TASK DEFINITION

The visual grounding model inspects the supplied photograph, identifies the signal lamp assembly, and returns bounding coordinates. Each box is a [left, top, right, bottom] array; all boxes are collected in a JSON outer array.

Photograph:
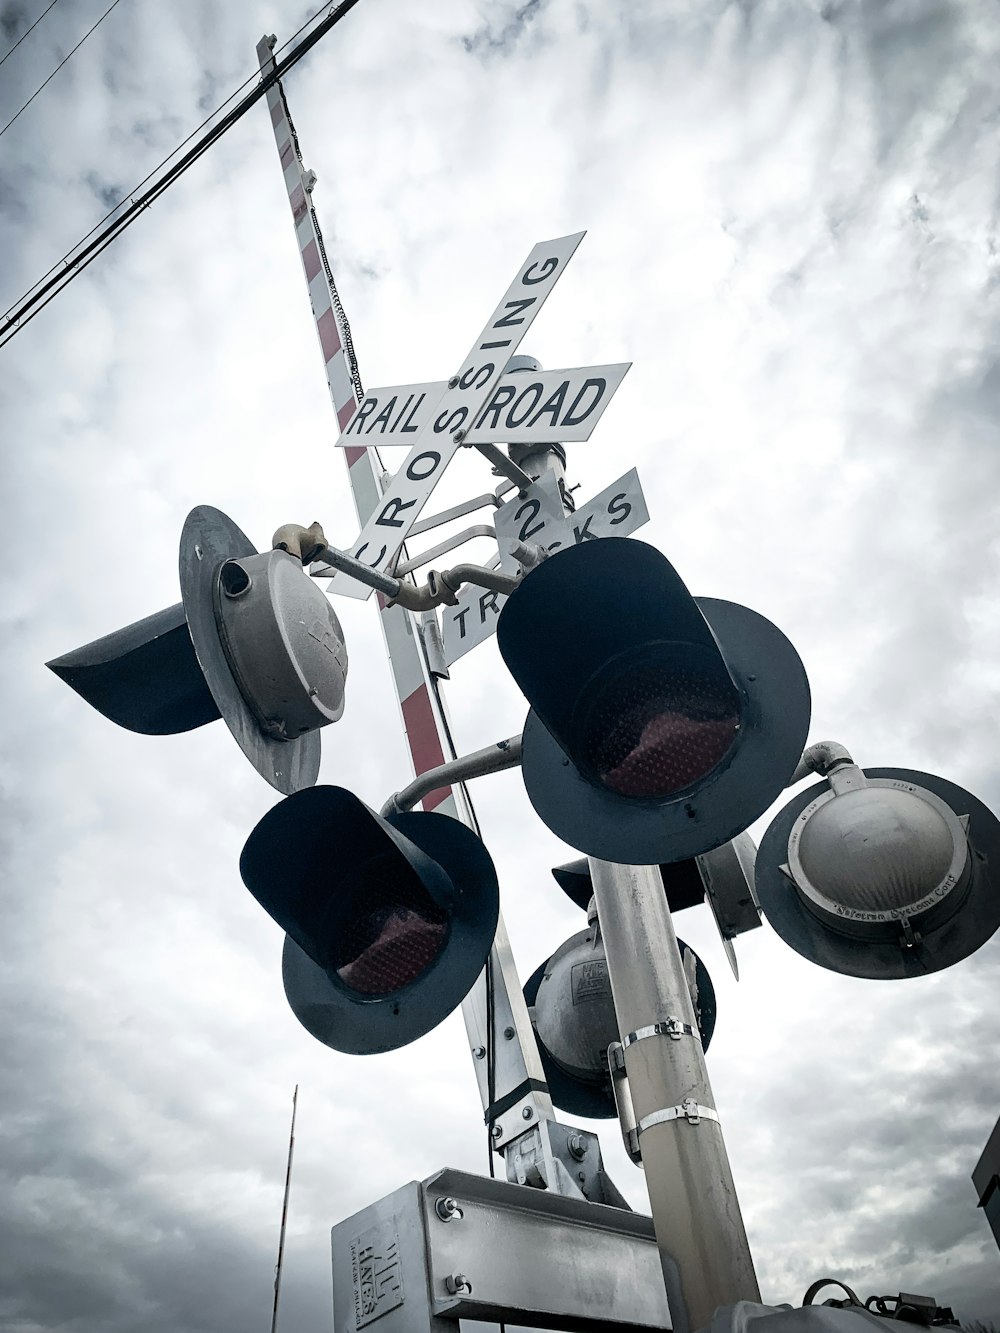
[[240, 785, 500, 1054], [553, 833, 761, 977], [47, 505, 347, 793], [524, 919, 715, 1119], [497, 538, 811, 864], [756, 757, 1000, 979]]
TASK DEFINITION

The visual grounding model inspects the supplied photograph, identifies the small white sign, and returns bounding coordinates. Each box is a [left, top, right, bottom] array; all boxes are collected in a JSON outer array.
[[337, 363, 631, 449], [540, 466, 649, 556], [441, 468, 649, 666], [333, 232, 585, 600], [493, 472, 566, 570]]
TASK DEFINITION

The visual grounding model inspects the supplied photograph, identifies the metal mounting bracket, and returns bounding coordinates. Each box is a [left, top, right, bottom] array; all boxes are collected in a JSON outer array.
[[609, 1040, 720, 1164], [393, 524, 497, 577], [504, 1118, 631, 1210], [469, 441, 534, 490], [408, 492, 505, 539], [380, 735, 522, 817], [638, 1100, 721, 1135], [608, 1041, 642, 1166]]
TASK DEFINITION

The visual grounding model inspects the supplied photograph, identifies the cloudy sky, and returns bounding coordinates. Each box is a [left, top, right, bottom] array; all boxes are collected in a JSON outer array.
[[2, 0, 1000, 1328]]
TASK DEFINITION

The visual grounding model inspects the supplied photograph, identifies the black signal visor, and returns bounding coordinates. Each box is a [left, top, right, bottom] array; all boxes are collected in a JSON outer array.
[[499, 538, 739, 800], [498, 538, 811, 865], [241, 785, 500, 1054]]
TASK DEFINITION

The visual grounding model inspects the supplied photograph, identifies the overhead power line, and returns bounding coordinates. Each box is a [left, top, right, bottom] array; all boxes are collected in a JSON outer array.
[[0, 0, 365, 350], [4, 35, 290, 325], [0, 0, 64, 71], [0, 0, 126, 139]]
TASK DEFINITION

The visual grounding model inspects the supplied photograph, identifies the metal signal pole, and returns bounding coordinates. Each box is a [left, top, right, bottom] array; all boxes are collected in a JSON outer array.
[[592, 860, 760, 1329], [270, 1084, 299, 1333]]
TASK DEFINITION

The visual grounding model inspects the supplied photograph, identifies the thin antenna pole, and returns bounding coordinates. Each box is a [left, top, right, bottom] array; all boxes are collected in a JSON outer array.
[[270, 1084, 299, 1333]]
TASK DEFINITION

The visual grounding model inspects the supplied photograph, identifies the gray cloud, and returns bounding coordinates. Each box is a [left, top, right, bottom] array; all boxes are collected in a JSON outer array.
[[460, 0, 546, 61], [1, 3, 28, 43], [2, 0, 1000, 1328]]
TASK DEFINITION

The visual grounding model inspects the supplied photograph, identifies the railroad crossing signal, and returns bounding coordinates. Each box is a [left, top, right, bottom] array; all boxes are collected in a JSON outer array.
[[47, 506, 347, 794], [497, 536, 811, 865], [240, 785, 499, 1054]]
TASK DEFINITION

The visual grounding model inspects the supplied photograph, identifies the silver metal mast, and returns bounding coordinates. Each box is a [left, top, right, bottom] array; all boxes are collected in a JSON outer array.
[[590, 859, 760, 1330]]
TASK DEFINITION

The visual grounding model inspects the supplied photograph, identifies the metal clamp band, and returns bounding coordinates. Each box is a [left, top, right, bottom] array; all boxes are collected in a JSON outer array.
[[609, 1042, 720, 1163], [624, 1018, 700, 1047], [624, 1100, 721, 1160], [637, 1099, 720, 1134]]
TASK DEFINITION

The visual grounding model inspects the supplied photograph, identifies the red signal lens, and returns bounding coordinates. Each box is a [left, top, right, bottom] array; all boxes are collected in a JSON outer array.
[[329, 854, 450, 996], [578, 656, 740, 799]]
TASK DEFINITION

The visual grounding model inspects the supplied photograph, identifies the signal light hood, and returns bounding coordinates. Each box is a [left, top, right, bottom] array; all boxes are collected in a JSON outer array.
[[47, 602, 220, 736], [498, 538, 811, 865], [47, 505, 348, 795], [241, 785, 500, 1054]]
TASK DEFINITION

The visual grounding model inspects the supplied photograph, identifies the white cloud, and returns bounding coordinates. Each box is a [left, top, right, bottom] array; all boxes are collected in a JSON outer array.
[[1, 0, 999, 1328]]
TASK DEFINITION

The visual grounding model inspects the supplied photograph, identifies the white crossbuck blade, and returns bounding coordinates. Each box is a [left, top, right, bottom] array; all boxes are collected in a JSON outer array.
[[332, 232, 588, 600], [335, 362, 631, 450]]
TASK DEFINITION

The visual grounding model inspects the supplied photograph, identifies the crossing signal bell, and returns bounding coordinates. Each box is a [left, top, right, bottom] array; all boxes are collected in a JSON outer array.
[[524, 923, 716, 1119], [497, 538, 811, 864], [756, 763, 1000, 979], [240, 785, 500, 1054], [47, 506, 347, 793]]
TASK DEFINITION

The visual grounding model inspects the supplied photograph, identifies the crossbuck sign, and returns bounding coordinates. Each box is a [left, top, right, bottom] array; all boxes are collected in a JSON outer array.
[[330, 232, 631, 600]]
